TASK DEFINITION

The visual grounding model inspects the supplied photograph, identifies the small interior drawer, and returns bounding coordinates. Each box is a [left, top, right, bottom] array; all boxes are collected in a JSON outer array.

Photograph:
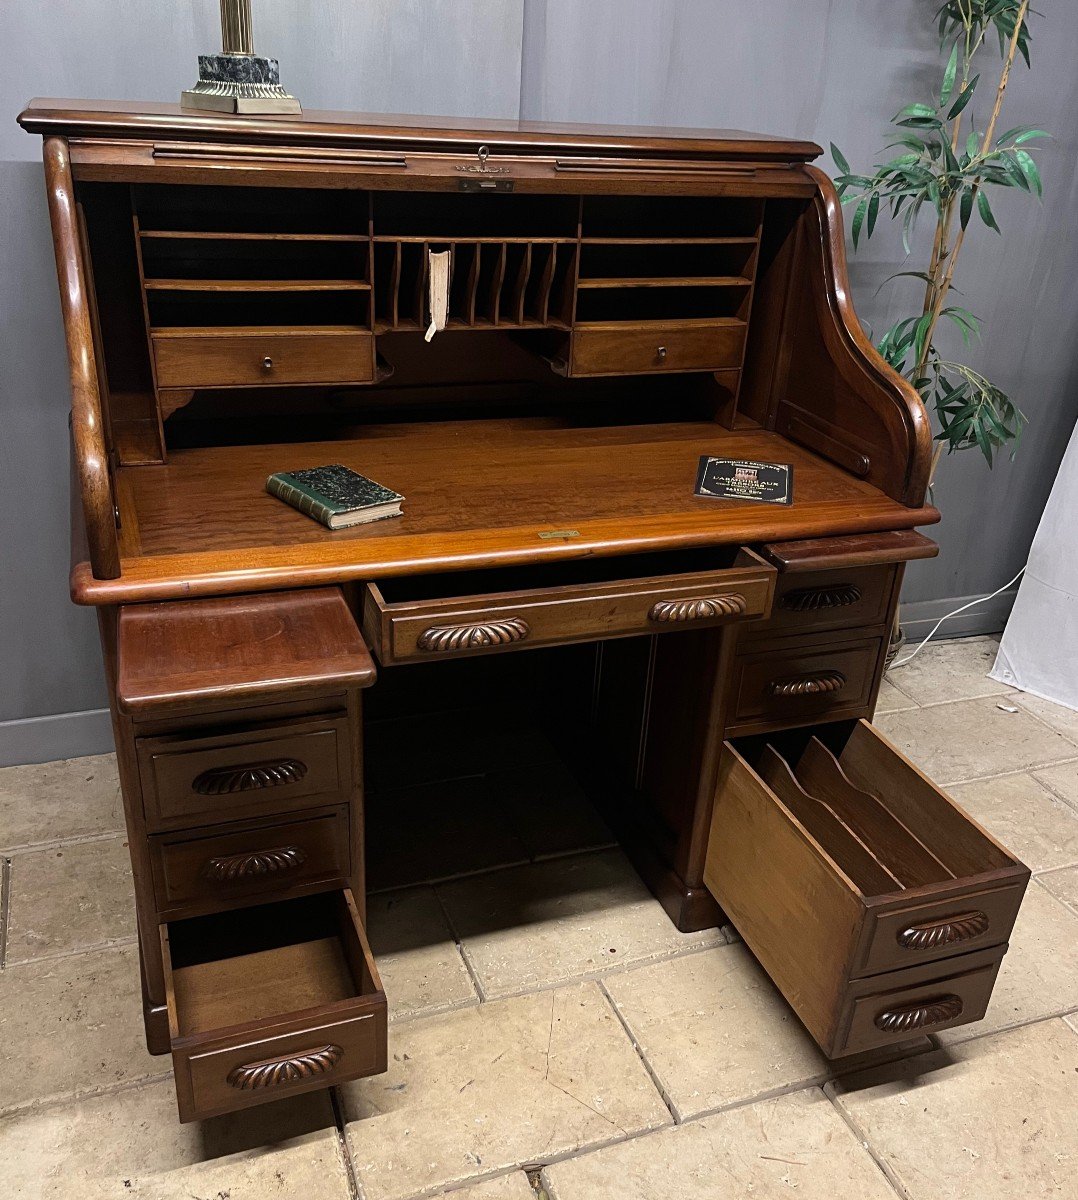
[[741, 564, 896, 640], [570, 320, 746, 376], [152, 329, 375, 389], [137, 716, 352, 830], [703, 720, 1028, 1057], [726, 634, 882, 734], [150, 807, 351, 916], [161, 889, 386, 1122], [362, 549, 776, 665]]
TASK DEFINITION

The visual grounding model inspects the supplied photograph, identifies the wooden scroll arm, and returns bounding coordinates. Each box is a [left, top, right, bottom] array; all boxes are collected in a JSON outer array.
[[43, 136, 119, 580]]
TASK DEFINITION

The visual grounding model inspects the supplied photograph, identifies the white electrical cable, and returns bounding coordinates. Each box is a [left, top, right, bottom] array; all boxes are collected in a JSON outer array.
[[889, 564, 1027, 670]]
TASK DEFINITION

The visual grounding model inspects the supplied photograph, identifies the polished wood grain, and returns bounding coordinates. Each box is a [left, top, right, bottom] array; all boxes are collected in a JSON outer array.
[[117, 588, 376, 716], [162, 889, 386, 1121], [18, 99, 824, 163], [150, 806, 350, 916], [43, 137, 119, 578], [137, 716, 350, 831], [152, 329, 375, 388], [570, 321, 745, 376], [362, 558, 775, 665], [75, 420, 938, 605], [761, 530, 939, 572], [703, 723, 1028, 1055]]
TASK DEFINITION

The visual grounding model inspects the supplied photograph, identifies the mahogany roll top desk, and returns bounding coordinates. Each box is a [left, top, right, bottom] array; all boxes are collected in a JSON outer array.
[[19, 98, 1030, 1122]]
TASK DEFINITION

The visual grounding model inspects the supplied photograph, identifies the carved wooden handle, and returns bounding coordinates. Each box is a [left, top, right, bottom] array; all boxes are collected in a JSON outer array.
[[874, 994, 963, 1033], [226, 1044, 344, 1090], [201, 845, 307, 883], [767, 671, 846, 697], [192, 758, 308, 796], [898, 910, 989, 950], [648, 594, 747, 623], [417, 617, 529, 652], [780, 584, 862, 612]]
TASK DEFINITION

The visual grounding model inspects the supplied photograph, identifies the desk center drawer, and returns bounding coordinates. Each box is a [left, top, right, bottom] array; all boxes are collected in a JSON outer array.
[[362, 552, 776, 665]]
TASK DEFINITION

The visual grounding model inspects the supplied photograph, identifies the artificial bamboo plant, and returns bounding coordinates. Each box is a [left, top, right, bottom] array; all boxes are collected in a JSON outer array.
[[831, 0, 1047, 470]]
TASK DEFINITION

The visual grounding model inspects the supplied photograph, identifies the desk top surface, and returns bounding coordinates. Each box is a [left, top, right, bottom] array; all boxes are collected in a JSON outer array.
[[81, 417, 937, 605], [19, 98, 823, 162]]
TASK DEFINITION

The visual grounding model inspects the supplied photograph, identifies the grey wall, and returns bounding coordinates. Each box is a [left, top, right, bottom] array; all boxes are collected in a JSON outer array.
[[2, 1, 1076, 762]]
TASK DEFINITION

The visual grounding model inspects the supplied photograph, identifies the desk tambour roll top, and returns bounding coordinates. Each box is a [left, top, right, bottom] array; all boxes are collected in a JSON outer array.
[[21, 99, 1027, 1122]]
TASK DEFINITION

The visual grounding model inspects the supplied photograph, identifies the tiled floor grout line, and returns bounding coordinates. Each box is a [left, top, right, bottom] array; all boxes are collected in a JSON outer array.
[[0, 1068, 175, 1123], [1032, 765, 1078, 817], [2, 933, 139, 971], [596, 977, 681, 1125], [936, 753, 1078, 790], [0, 856, 11, 969], [329, 1086, 364, 1200], [0, 827, 128, 857], [822, 1083, 911, 1200], [431, 884, 488, 1004]]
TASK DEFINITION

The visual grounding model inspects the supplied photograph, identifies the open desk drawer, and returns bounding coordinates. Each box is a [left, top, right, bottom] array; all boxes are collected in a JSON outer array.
[[704, 720, 1029, 1057], [362, 550, 776, 664], [161, 889, 386, 1121]]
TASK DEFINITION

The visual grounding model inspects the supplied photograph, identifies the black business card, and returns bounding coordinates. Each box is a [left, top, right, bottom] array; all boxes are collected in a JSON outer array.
[[694, 456, 793, 505]]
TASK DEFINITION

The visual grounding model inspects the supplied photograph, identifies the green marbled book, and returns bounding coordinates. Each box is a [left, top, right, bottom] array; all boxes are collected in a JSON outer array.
[[266, 464, 404, 529]]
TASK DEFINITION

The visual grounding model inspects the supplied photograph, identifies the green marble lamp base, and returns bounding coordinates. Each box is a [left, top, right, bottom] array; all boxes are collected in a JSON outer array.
[[181, 54, 301, 115]]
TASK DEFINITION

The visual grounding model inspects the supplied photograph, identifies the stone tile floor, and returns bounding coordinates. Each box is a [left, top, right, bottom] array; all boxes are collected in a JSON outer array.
[[0, 635, 1076, 1198]]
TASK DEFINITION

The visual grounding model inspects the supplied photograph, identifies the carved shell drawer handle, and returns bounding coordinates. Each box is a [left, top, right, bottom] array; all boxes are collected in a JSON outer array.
[[766, 671, 847, 697], [874, 994, 964, 1033], [648, 594, 747, 623], [780, 584, 863, 612], [226, 1044, 344, 1091], [192, 758, 308, 796], [898, 910, 989, 950], [417, 617, 530, 652], [201, 844, 307, 883]]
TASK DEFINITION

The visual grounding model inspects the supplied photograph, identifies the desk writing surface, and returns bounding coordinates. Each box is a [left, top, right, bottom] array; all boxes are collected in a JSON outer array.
[[84, 418, 938, 604]]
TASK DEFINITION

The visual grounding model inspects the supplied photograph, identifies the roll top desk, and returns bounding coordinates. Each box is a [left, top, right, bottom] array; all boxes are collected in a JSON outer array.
[[19, 98, 1029, 1122]]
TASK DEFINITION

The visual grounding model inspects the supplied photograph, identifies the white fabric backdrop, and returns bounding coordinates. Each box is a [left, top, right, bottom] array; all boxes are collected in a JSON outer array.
[[991, 416, 1078, 710]]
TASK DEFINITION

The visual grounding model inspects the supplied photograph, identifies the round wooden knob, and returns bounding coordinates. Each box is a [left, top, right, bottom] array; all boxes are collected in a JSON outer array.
[[656, 345, 668, 360], [262, 356, 274, 370]]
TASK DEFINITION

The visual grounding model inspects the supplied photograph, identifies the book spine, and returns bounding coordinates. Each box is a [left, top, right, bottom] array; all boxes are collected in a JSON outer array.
[[266, 475, 337, 528]]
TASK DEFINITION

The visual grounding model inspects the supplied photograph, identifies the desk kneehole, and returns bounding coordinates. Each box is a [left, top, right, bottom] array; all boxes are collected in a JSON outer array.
[[703, 719, 1029, 1058], [161, 888, 386, 1122]]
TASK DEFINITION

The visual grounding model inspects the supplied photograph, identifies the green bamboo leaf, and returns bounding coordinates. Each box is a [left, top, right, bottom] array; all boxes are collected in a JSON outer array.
[[960, 186, 974, 229], [977, 189, 1001, 233], [1015, 148, 1043, 197], [940, 40, 959, 106], [852, 196, 868, 248], [948, 75, 979, 119], [867, 192, 880, 237], [830, 142, 851, 175], [894, 102, 938, 120], [999, 152, 1030, 190], [966, 131, 980, 158], [1013, 129, 1050, 145], [913, 311, 934, 366]]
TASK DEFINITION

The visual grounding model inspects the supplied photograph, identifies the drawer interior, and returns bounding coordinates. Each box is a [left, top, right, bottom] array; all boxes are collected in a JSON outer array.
[[165, 891, 377, 1037], [733, 720, 1017, 898], [372, 546, 751, 605]]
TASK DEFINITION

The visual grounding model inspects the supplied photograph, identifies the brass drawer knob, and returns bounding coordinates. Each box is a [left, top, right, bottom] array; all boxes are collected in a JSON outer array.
[[656, 345, 667, 360], [898, 910, 989, 950], [227, 1043, 344, 1091], [648, 593, 747, 622], [766, 671, 847, 697], [779, 584, 863, 612], [201, 844, 307, 883], [417, 617, 530, 653], [874, 994, 963, 1033], [262, 355, 274, 370], [191, 758, 308, 795]]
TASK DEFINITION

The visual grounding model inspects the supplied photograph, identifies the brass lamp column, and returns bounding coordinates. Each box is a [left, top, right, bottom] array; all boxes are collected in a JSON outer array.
[[182, 0, 301, 114]]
